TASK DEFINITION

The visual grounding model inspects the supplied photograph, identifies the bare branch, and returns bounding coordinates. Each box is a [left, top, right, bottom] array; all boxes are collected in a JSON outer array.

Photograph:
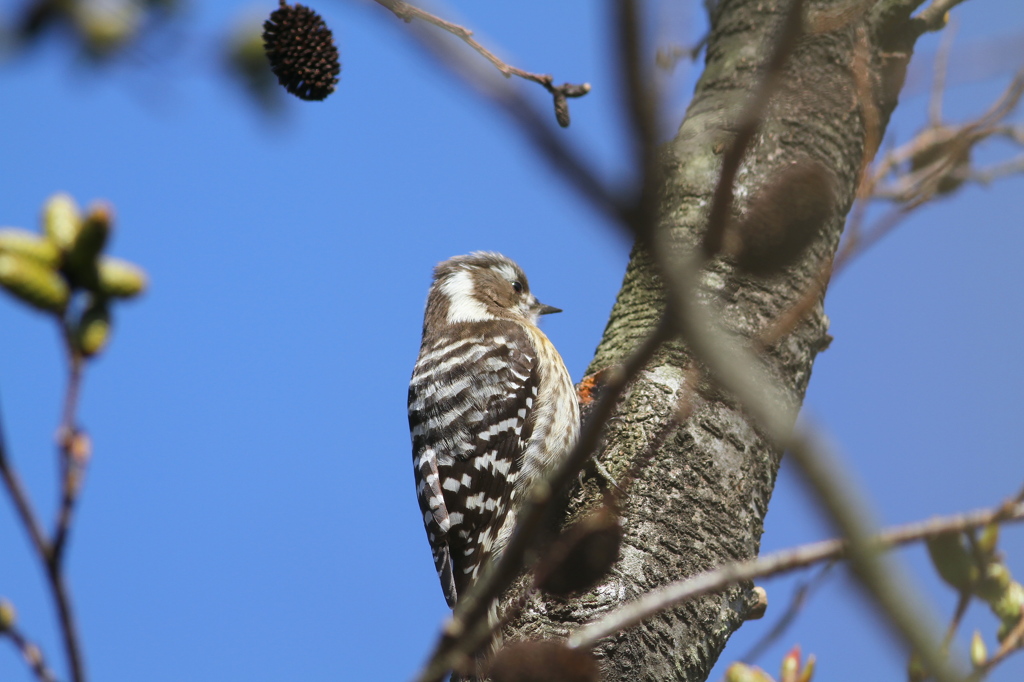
[[0, 401, 50, 562], [928, 21, 955, 125], [968, 155, 1024, 185], [373, 1, 627, 225], [372, 0, 590, 126], [0, 396, 87, 682], [52, 349, 85, 566], [980, 613, 1024, 674], [738, 562, 835, 664], [1, 623, 59, 682], [569, 496, 1024, 649]]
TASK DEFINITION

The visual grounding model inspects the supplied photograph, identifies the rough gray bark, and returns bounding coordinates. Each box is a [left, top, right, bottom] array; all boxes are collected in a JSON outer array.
[[499, 0, 936, 680]]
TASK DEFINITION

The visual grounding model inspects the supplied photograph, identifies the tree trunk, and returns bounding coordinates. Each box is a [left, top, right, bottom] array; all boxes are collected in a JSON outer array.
[[501, 0, 932, 680]]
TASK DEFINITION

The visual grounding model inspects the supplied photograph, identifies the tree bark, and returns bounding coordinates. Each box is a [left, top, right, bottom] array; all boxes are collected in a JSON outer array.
[[500, 0, 936, 680]]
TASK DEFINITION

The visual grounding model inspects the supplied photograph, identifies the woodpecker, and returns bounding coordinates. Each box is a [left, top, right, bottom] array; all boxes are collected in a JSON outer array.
[[408, 252, 580, 608]]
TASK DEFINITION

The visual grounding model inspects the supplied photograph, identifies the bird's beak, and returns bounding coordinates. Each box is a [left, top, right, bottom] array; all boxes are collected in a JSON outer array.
[[535, 302, 562, 315]]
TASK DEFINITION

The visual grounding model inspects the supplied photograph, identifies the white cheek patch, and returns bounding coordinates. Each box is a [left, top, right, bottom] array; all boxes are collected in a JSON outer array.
[[521, 295, 539, 324], [441, 270, 492, 323]]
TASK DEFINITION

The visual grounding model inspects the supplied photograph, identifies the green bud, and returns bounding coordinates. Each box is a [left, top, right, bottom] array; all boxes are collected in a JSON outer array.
[[977, 523, 999, 556], [800, 655, 816, 682], [0, 228, 61, 267], [0, 253, 69, 312], [97, 257, 147, 298], [927, 532, 976, 591], [970, 630, 987, 668], [75, 0, 140, 57], [0, 598, 14, 631], [725, 663, 767, 682], [992, 582, 1024, 636], [75, 300, 111, 357], [781, 647, 800, 682], [64, 202, 112, 290], [42, 193, 81, 252], [976, 563, 1012, 602]]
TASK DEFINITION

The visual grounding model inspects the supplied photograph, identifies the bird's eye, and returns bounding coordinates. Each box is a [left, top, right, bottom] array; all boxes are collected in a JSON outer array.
[[512, 281, 523, 293]]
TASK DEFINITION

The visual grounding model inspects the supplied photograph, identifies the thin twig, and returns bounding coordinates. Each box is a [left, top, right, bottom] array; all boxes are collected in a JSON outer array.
[[979, 613, 1024, 674], [373, 0, 590, 121], [969, 155, 1024, 185], [2, 625, 59, 682], [568, 497, 1024, 649], [738, 561, 836, 665], [378, 2, 627, 226], [767, 68, 1024, 344], [47, 342, 88, 682], [46, 552, 86, 682], [53, 349, 85, 566], [616, 0, 660, 235], [0, 400, 51, 561], [0, 383, 87, 682], [942, 591, 972, 650], [928, 21, 955, 126], [413, 316, 674, 682], [786, 428, 966, 682]]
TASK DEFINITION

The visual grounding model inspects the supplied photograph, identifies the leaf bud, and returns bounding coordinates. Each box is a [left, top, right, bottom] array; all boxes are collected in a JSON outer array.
[[975, 562, 1012, 603], [799, 654, 816, 682], [65, 201, 113, 289], [97, 257, 147, 298], [75, 300, 111, 357], [0, 253, 69, 312], [977, 523, 999, 556], [0, 228, 61, 267], [725, 663, 771, 682], [0, 598, 15, 631], [993, 581, 1024, 637], [926, 532, 976, 591], [781, 645, 800, 682], [969, 630, 987, 668], [42, 193, 82, 252]]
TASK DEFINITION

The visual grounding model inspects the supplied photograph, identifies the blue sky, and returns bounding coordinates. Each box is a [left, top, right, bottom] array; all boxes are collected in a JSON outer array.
[[1, 1, 1023, 681]]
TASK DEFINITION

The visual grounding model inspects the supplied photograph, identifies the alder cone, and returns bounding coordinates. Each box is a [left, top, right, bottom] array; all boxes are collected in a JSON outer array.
[[263, 1, 340, 101]]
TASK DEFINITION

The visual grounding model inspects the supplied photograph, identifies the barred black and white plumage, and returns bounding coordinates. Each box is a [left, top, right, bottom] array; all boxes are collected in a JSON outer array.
[[408, 252, 580, 609]]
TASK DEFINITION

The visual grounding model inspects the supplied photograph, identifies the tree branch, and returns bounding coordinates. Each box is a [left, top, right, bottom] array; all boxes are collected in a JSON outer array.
[[1, 622, 59, 682], [52, 347, 85, 566], [570, 496, 1024, 649], [0, 402, 50, 562], [372, 0, 590, 126]]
